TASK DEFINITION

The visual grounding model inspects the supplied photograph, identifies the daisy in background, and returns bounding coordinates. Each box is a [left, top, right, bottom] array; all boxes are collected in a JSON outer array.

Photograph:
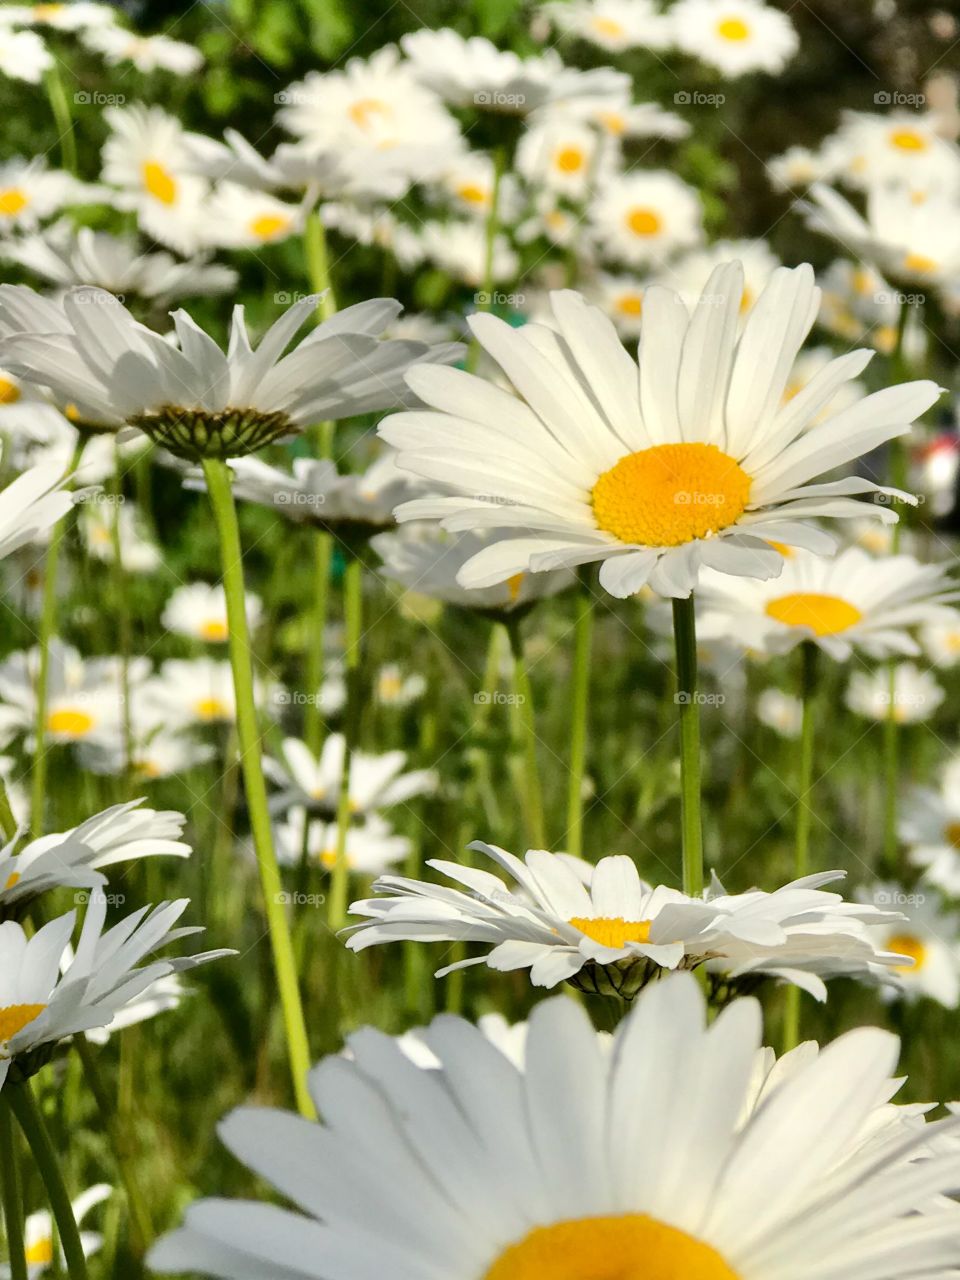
[[660, 238, 780, 318], [381, 264, 938, 599], [900, 757, 960, 895], [820, 110, 960, 196], [373, 663, 426, 708], [205, 183, 304, 251], [80, 500, 161, 574], [583, 271, 647, 338], [266, 736, 436, 819], [373, 525, 577, 615], [273, 810, 410, 877], [670, 0, 800, 77], [858, 882, 960, 1007], [80, 723, 216, 783], [0, 27, 51, 83], [84, 973, 185, 1045], [0, 641, 141, 748], [544, 0, 674, 52], [558, 93, 691, 142], [149, 972, 960, 1280], [516, 112, 616, 203], [138, 658, 247, 727], [589, 170, 703, 266], [2, 1183, 111, 1277], [0, 895, 230, 1091], [2, 4, 117, 31], [697, 547, 960, 660], [756, 687, 803, 738], [816, 257, 909, 355], [0, 159, 103, 234], [347, 844, 902, 997], [923, 616, 960, 666], [419, 220, 519, 287], [81, 25, 203, 74], [161, 582, 263, 645], [846, 662, 945, 723], [766, 144, 831, 192]]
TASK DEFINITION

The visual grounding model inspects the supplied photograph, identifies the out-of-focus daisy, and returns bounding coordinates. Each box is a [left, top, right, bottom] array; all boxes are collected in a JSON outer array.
[[3, 4, 116, 31], [661, 238, 780, 316], [348, 844, 901, 996], [395, 1010, 534, 1070], [756, 687, 803, 738], [766, 145, 830, 192], [435, 152, 520, 221], [373, 525, 577, 615], [81, 25, 203, 74], [822, 110, 960, 196], [400, 28, 628, 113], [0, 457, 73, 565], [846, 662, 945, 723], [420, 220, 519, 287], [859, 882, 960, 1007], [149, 971, 960, 1280], [901, 758, 960, 894], [0, 224, 237, 303], [84, 974, 185, 1045], [516, 114, 613, 202], [205, 183, 303, 250], [698, 548, 960, 660], [162, 582, 263, 645], [922, 617, 960, 666], [373, 663, 426, 708], [381, 267, 938, 599], [274, 809, 410, 876], [0, 641, 136, 747], [80, 723, 216, 782], [0, 289, 459, 461], [583, 272, 647, 337], [0, 160, 101, 234], [0, 896, 229, 1090], [589, 170, 703, 265], [80, 500, 161, 574], [6, 1183, 111, 1276], [782, 345, 866, 420], [545, 0, 674, 51], [817, 258, 905, 354], [0, 27, 51, 82], [515, 197, 579, 248], [915, 431, 960, 519], [266, 735, 436, 818], [559, 93, 691, 141], [671, 0, 799, 76], [139, 658, 244, 726], [322, 203, 426, 267]]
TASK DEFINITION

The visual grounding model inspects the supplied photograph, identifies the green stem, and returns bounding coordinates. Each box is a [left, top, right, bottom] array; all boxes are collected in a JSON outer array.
[[672, 595, 703, 897], [8, 1084, 86, 1280], [466, 147, 506, 373], [566, 582, 594, 858], [304, 210, 337, 321], [75, 1038, 152, 1256], [0, 778, 17, 842], [0, 1100, 27, 1280], [505, 617, 545, 849], [328, 554, 363, 931], [883, 660, 900, 873], [44, 67, 77, 175], [783, 642, 819, 1052], [304, 529, 333, 756], [201, 459, 316, 1120], [109, 455, 134, 786]]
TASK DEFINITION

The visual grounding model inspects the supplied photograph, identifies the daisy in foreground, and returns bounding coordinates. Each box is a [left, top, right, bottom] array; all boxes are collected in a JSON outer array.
[[148, 973, 960, 1280], [346, 845, 902, 996], [380, 263, 939, 598]]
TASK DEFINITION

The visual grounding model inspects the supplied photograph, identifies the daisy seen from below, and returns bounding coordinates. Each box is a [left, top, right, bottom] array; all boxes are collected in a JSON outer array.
[[161, 582, 263, 645], [148, 971, 960, 1280], [347, 844, 902, 997], [900, 757, 960, 895], [273, 810, 410, 877], [858, 882, 960, 1008], [380, 264, 939, 599], [846, 662, 944, 723], [670, 0, 800, 77], [266, 735, 437, 819], [697, 546, 960, 660]]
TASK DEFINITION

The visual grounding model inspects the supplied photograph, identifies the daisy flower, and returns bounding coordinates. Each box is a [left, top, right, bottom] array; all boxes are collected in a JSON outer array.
[[138, 658, 245, 726], [80, 500, 161, 574], [400, 28, 628, 113], [347, 844, 901, 997], [589, 171, 703, 266], [149, 971, 960, 1280], [0, 159, 102, 234], [373, 664, 426, 708], [922, 617, 960, 666], [755, 687, 803, 738], [419, 220, 519, 287], [0, 895, 229, 1090], [0, 641, 135, 747], [435, 151, 522, 221], [266, 735, 436, 819], [79, 724, 215, 783], [766, 145, 831, 192], [372, 526, 577, 615], [3, 4, 116, 31], [817, 258, 906, 355], [901, 758, 960, 894], [0, 289, 459, 461], [380, 266, 939, 599], [7, 1183, 111, 1275], [161, 582, 263, 645], [545, 0, 674, 52], [822, 110, 960, 196], [0, 459, 73, 566], [81, 25, 203, 74], [557, 94, 691, 141], [671, 0, 800, 77], [859, 882, 960, 1007], [846, 662, 945, 723], [274, 810, 410, 876], [516, 114, 613, 201], [660, 238, 780, 317], [205, 183, 304, 250], [583, 272, 647, 338], [0, 27, 51, 82], [697, 547, 960, 660]]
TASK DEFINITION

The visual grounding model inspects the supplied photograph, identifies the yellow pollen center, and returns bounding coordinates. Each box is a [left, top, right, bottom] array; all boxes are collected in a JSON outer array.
[[0, 1003, 46, 1044], [616, 292, 643, 316], [764, 592, 862, 637], [199, 618, 229, 642], [0, 376, 20, 403], [888, 932, 925, 971], [4, 872, 20, 891], [249, 213, 291, 240], [142, 160, 178, 205], [194, 697, 228, 720], [349, 97, 390, 130], [556, 146, 585, 173], [379, 674, 403, 699], [456, 182, 488, 205], [944, 820, 960, 849], [717, 16, 750, 39], [596, 110, 626, 135], [591, 443, 751, 547], [46, 708, 95, 737], [319, 848, 354, 869], [591, 15, 625, 36], [569, 916, 652, 948], [484, 1213, 741, 1280], [33, 4, 64, 15], [767, 540, 793, 557], [890, 129, 927, 152], [0, 188, 29, 217], [625, 206, 662, 237], [25, 1237, 53, 1266], [903, 252, 938, 275]]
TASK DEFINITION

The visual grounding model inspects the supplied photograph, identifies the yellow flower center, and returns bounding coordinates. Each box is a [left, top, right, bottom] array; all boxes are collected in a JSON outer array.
[[945, 820, 960, 848], [764, 592, 862, 637], [456, 182, 488, 205], [569, 917, 653, 948], [615, 292, 643, 316], [0, 375, 21, 403], [46, 707, 95, 737], [889, 129, 928, 152], [716, 16, 751, 40], [33, 4, 64, 16], [249, 213, 291, 241], [903, 252, 938, 275], [591, 443, 751, 547], [852, 268, 875, 296], [25, 1237, 53, 1266], [0, 1003, 46, 1044], [591, 15, 625, 37], [4, 872, 20, 891], [379, 673, 404, 700], [507, 572, 525, 603], [766, 540, 793, 557], [556, 146, 585, 173], [348, 97, 391, 130], [142, 160, 178, 205], [194, 697, 228, 720], [596, 110, 626, 135], [484, 1213, 740, 1280], [887, 932, 926, 971], [625, 206, 662, 237], [199, 618, 229, 642], [134, 759, 163, 779], [319, 848, 354, 870], [0, 187, 29, 217]]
